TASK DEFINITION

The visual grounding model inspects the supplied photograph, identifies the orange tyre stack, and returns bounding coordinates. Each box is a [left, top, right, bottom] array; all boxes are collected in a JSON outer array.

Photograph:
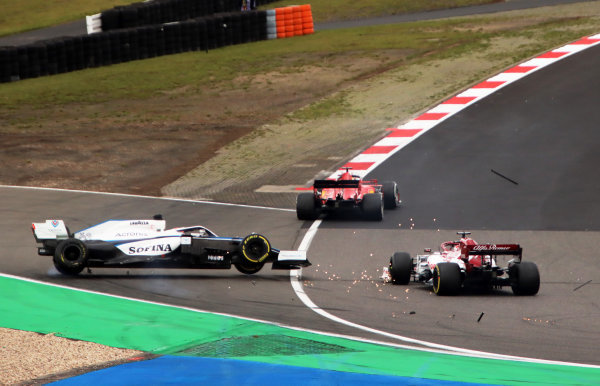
[[266, 4, 313, 39]]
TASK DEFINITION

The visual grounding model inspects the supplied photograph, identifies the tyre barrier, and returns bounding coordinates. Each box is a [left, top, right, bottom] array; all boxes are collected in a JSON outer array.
[[0, 5, 313, 83], [93, 0, 245, 33]]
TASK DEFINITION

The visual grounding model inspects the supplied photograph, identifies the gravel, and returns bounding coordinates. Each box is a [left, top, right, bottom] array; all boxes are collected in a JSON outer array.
[[0, 328, 142, 385]]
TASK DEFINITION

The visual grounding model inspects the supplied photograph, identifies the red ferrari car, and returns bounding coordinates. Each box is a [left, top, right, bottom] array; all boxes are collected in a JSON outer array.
[[296, 168, 400, 221]]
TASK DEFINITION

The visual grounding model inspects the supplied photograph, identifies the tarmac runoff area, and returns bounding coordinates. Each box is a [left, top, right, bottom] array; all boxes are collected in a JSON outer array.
[[2, 274, 599, 385]]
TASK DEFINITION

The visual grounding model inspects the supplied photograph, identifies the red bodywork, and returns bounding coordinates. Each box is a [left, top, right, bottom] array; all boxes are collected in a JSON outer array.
[[436, 234, 522, 273], [313, 170, 381, 207]]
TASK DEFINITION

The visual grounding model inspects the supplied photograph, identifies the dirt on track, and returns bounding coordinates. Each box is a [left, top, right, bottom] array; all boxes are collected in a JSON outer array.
[[0, 52, 403, 199]]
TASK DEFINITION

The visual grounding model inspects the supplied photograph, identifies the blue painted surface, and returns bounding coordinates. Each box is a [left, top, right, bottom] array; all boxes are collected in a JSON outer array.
[[51, 356, 493, 385]]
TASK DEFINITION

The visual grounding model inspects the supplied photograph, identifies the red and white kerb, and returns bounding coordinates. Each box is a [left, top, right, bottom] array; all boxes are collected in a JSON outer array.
[[328, 33, 600, 180]]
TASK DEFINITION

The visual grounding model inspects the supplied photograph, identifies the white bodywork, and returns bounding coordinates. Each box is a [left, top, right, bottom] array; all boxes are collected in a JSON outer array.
[[32, 219, 307, 263], [74, 220, 167, 241], [421, 251, 467, 272], [32, 220, 69, 240], [277, 250, 307, 261]]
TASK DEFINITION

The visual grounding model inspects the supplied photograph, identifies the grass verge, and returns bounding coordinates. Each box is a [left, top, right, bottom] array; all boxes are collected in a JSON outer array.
[[0, 0, 138, 37]]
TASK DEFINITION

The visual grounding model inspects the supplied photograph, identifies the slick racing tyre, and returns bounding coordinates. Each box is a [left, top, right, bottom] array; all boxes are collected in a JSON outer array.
[[296, 193, 319, 220], [361, 193, 383, 221], [234, 260, 265, 275], [432, 263, 461, 295], [382, 181, 400, 209], [509, 262, 540, 296], [389, 252, 412, 285], [53, 238, 88, 275], [241, 234, 271, 264]]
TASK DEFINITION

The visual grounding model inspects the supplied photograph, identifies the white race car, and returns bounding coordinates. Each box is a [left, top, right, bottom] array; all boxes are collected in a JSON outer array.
[[32, 215, 310, 276], [382, 232, 539, 295]]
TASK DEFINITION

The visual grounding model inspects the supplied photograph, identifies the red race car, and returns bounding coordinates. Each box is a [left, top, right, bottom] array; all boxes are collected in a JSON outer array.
[[383, 232, 540, 295], [296, 168, 400, 221]]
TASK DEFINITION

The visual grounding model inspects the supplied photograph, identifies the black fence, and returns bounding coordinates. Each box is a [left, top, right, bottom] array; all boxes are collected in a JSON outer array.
[[0, 10, 268, 83]]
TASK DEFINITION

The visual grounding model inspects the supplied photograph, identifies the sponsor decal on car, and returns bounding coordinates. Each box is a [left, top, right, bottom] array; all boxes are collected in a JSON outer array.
[[117, 237, 181, 256], [472, 244, 512, 251], [128, 244, 173, 254], [129, 221, 149, 225], [115, 232, 149, 238]]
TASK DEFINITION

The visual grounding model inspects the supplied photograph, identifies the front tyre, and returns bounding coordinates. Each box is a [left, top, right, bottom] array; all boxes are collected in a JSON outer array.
[[361, 193, 383, 221], [241, 234, 271, 264], [432, 263, 461, 295], [53, 238, 88, 275], [510, 262, 540, 296], [382, 181, 400, 209], [389, 252, 412, 285], [296, 193, 319, 220]]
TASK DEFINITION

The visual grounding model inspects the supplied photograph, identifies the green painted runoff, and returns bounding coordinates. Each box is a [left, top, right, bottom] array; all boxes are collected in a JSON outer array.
[[1, 275, 598, 385]]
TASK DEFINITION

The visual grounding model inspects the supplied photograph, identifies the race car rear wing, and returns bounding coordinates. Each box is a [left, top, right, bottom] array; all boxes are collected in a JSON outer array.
[[313, 180, 360, 189], [31, 220, 69, 241], [464, 244, 522, 258]]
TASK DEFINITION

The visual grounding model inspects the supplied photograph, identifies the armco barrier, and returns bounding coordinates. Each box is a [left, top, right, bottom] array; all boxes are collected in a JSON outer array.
[[0, 5, 313, 83]]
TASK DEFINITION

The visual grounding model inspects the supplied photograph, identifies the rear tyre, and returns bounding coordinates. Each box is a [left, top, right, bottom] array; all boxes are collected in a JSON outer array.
[[510, 262, 540, 296], [361, 193, 383, 221], [296, 193, 319, 220], [432, 263, 461, 295], [382, 181, 400, 209], [53, 238, 88, 275], [241, 234, 271, 264], [389, 252, 412, 285]]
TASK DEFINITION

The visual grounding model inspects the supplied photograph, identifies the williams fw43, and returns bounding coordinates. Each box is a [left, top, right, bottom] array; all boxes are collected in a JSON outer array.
[[296, 168, 401, 221], [32, 216, 310, 276], [382, 232, 540, 295]]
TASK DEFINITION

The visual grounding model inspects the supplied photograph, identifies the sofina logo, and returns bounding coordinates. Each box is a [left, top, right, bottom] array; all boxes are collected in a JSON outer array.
[[128, 244, 173, 254], [117, 237, 181, 256]]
